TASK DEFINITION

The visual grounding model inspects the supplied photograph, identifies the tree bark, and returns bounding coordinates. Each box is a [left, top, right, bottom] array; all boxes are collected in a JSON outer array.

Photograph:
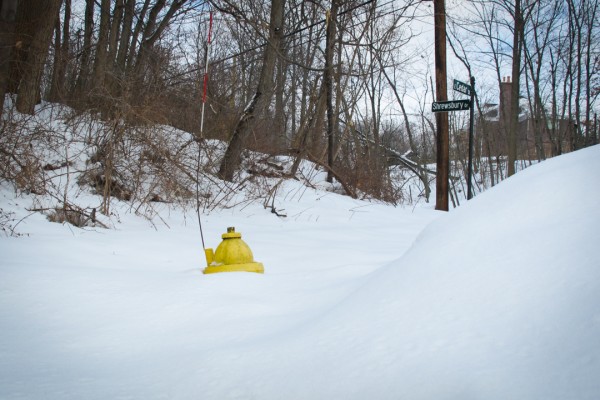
[[15, 0, 63, 115], [48, 0, 70, 103], [126, 0, 151, 73], [133, 0, 187, 79], [73, 0, 93, 98], [218, 0, 286, 181], [115, 0, 135, 74], [583, 0, 597, 147], [91, 0, 111, 93], [0, 0, 19, 112], [324, 0, 339, 183], [106, 0, 124, 72], [507, 0, 522, 177]]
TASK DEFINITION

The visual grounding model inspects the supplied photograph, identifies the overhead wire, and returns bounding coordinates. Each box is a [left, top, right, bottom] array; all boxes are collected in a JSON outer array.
[[170, 0, 409, 80], [165, 0, 426, 111]]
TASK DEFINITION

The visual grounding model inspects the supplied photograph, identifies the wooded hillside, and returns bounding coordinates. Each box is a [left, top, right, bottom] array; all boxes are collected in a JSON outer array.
[[1, 0, 598, 207]]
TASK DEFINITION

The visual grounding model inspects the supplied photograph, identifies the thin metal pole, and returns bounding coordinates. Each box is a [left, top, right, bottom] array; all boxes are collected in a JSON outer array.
[[467, 76, 475, 200], [200, 11, 213, 135], [196, 185, 206, 249], [197, 11, 213, 250]]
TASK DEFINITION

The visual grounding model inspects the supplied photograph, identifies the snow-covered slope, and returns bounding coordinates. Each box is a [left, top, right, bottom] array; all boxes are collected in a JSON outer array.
[[1, 145, 599, 399], [172, 145, 600, 400]]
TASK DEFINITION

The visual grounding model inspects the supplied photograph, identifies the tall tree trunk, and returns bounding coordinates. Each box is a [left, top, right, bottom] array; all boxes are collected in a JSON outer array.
[[15, 0, 63, 115], [106, 0, 124, 71], [48, 0, 70, 103], [549, 52, 559, 156], [572, 0, 583, 150], [104, 0, 124, 97], [290, 80, 326, 176], [564, 0, 575, 152], [133, 0, 187, 78], [324, 0, 339, 183], [583, 0, 597, 147], [48, 12, 61, 101], [91, 0, 111, 93], [0, 0, 19, 112], [507, 0, 522, 177], [274, 47, 286, 151], [73, 0, 93, 99], [126, 0, 151, 73], [115, 0, 135, 75], [218, 0, 286, 181], [132, 0, 166, 78], [60, 0, 70, 94]]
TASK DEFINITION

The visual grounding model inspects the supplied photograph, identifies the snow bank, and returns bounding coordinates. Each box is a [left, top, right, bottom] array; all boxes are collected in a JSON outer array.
[[1, 145, 599, 400], [180, 145, 600, 400]]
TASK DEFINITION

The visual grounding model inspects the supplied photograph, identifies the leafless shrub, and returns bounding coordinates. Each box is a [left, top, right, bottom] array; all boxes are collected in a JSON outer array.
[[45, 204, 106, 228], [0, 207, 25, 237], [0, 96, 353, 230], [0, 107, 49, 195]]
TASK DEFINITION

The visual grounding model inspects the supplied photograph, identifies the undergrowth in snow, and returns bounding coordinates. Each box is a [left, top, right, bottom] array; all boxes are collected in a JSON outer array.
[[1, 102, 439, 236]]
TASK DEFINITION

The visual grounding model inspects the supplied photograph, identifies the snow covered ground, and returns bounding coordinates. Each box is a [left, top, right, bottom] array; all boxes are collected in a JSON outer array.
[[1, 133, 599, 398]]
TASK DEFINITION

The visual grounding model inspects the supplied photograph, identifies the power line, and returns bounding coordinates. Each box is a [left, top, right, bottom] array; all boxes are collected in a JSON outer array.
[[171, 0, 394, 80], [164, 0, 420, 83]]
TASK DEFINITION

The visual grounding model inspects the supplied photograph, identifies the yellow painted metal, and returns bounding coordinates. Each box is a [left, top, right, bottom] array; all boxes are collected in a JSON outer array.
[[203, 227, 264, 274], [204, 248, 215, 265]]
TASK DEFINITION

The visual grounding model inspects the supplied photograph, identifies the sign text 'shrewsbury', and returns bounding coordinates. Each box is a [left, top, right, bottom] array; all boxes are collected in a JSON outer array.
[[432, 100, 471, 112]]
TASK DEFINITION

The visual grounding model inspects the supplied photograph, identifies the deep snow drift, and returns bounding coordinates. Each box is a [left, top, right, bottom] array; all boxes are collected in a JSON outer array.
[[1, 145, 599, 400]]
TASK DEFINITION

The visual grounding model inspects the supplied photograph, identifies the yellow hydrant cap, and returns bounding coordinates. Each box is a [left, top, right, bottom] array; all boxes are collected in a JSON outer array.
[[221, 226, 242, 239]]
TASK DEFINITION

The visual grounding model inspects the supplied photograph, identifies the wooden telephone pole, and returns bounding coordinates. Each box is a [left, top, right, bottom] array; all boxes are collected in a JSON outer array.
[[433, 0, 449, 211]]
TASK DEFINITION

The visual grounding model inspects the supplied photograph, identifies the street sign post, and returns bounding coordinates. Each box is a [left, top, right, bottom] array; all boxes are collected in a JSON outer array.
[[466, 77, 475, 200], [453, 79, 472, 96], [433, 78, 477, 200], [432, 99, 470, 113]]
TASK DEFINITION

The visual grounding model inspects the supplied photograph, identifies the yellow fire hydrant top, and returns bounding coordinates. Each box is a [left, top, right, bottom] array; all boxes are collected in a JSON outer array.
[[203, 227, 264, 274]]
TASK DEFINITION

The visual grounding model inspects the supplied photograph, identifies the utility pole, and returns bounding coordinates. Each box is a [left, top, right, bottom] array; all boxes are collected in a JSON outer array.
[[433, 0, 449, 211]]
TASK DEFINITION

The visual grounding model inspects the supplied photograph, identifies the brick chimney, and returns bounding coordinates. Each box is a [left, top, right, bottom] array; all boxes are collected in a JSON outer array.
[[499, 76, 512, 129]]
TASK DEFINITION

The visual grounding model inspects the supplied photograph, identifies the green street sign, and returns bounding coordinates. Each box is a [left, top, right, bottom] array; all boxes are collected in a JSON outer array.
[[453, 79, 472, 96], [432, 99, 471, 112]]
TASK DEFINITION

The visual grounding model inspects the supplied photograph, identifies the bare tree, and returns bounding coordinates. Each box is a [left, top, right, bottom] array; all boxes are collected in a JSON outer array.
[[218, 0, 286, 181], [48, 0, 71, 103], [324, 0, 340, 183], [0, 0, 18, 112], [73, 0, 94, 98], [14, 0, 63, 115], [521, 1, 561, 161]]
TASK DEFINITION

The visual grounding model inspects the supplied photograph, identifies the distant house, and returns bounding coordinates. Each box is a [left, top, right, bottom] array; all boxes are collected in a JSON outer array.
[[477, 76, 575, 159]]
